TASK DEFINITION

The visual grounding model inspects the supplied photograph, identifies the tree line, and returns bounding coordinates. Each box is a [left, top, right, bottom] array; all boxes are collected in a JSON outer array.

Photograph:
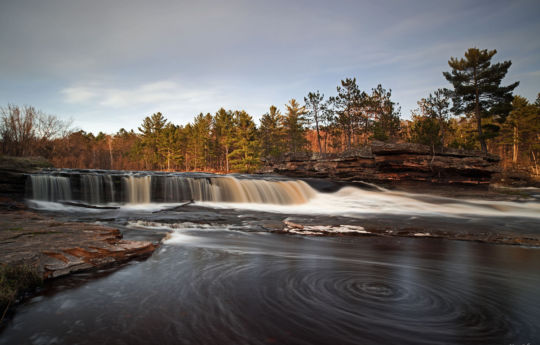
[[1, 48, 539, 175]]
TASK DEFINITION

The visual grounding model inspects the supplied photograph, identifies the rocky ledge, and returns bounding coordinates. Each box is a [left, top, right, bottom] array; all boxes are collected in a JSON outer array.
[[0, 156, 53, 201], [0, 209, 156, 279], [261, 141, 501, 184]]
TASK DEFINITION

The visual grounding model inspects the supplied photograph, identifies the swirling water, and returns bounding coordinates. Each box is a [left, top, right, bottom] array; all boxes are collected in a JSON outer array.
[[1, 226, 539, 345]]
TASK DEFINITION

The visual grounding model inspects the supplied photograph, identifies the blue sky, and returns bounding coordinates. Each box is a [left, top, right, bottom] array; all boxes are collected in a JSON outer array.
[[1, 0, 539, 134]]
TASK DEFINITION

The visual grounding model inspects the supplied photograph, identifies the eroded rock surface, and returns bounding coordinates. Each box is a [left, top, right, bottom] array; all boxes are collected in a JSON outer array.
[[261, 141, 501, 184], [0, 156, 52, 201], [0, 209, 156, 279]]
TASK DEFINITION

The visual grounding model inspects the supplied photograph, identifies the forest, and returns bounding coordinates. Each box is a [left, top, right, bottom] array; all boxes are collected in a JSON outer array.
[[1, 48, 539, 175]]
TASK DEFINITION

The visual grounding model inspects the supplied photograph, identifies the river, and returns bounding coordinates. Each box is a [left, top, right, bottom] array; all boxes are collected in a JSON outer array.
[[1, 171, 539, 344]]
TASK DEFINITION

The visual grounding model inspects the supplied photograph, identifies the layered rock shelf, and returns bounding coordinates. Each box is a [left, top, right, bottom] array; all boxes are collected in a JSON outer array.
[[261, 141, 501, 184], [0, 156, 53, 201], [0, 209, 156, 279]]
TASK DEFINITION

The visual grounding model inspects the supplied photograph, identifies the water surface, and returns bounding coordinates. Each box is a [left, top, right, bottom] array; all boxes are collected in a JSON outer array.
[[2, 227, 539, 345]]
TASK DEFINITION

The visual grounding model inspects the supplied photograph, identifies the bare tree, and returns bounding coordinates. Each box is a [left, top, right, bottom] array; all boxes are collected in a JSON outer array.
[[0, 104, 73, 157]]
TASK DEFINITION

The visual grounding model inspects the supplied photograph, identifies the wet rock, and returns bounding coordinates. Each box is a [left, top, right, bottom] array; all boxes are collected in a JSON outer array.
[[0, 210, 156, 280], [0, 156, 53, 201]]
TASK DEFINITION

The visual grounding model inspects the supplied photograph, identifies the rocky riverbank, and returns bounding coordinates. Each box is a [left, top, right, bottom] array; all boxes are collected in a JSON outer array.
[[0, 208, 157, 280], [0, 203, 158, 320], [261, 141, 501, 185]]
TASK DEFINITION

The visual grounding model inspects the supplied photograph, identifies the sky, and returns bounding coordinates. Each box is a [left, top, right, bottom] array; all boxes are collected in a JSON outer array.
[[1, 0, 539, 134]]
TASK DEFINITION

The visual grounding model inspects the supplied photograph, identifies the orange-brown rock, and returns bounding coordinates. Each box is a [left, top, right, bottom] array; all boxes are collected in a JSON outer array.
[[0, 210, 156, 279], [261, 141, 501, 184]]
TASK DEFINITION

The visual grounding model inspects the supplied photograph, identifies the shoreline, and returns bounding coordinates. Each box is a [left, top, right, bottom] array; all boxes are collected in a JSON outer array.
[[0, 204, 159, 322]]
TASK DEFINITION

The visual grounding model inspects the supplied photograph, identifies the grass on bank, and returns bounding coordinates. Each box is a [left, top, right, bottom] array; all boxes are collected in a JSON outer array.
[[0, 264, 42, 322]]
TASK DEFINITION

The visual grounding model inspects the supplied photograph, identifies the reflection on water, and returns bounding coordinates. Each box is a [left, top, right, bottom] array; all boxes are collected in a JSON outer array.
[[1, 228, 539, 345]]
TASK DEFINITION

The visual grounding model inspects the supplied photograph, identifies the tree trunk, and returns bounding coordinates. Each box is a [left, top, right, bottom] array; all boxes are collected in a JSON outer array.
[[512, 125, 518, 164], [474, 69, 487, 154], [225, 144, 229, 173], [315, 119, 322, 155], [108, 136, 114, 170]]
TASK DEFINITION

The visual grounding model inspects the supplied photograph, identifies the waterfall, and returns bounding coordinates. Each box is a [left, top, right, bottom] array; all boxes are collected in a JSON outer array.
[[210, 177, 315, 204], [81, 174, 103, 204], [28, 172, 317, 205], [30, 175, 72, 201], [104, 175, 115, 203], [160, 176, 316, 205], [124, 176, 152, 203]]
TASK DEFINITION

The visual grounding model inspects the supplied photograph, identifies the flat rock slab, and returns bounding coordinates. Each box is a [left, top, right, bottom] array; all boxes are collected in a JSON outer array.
[[0, 210, 156, 279]]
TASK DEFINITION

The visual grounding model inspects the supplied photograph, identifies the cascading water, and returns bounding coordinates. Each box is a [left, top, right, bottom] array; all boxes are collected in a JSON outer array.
[[209, 177, 315, 204], [30, 175, 72, 201], [104, 175, 115, 203], [158, 176, 315, 204], [81, 174, 103, 204], [123, 175, 315, 204], [124, 176, 152, 204], [25, 171, 540, 220], [27, 170, 318, 206]]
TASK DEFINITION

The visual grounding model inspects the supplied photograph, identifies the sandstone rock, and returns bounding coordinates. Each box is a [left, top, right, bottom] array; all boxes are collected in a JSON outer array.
[[262, 141, 501, 184], [0, 210, 156, 280]]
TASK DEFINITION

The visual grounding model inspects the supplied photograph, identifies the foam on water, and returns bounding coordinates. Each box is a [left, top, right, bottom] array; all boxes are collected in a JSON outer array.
[[197, 186, 540, 219]]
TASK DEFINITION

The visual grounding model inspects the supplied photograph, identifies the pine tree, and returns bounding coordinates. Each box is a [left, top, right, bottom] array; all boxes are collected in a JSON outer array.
[[304, 91, 325, 154], [190, 113, 213, 171], [500, 96, 540, 165], [328, 78, 365, 150], [228, 111, 260, 172], [259, 105, 286, 161], [157, 123, 183, 171], [370, 85, 401, 141], [213, 108, 235, 172], [443, 48, 519, 153], [410, 89, 451, 149], [283, 99, 308, 154], [138, 112, 168, 169]]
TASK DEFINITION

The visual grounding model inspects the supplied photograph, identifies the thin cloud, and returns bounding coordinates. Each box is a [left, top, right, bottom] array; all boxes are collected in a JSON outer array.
[[62, 87, 97, 103], [61, 81, 218, 109]]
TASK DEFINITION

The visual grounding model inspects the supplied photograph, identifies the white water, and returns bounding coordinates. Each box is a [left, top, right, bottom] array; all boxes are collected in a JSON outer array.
[[161, 176, 315, 204], [28, 181, 540, 220], [81, 174, 103, 204], [196, 186, 540, 219], [124, 176, 152, 204], [30, 175, 71, 201]]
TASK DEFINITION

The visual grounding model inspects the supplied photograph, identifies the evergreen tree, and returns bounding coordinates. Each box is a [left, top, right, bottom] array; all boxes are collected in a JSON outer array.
[[182, 123, 195, 170], [443, 48, 519, 153], [259, 105, 286, 161], [370, 85, 401, 141], [500, 96, 540, 165], [213, 108, 235, 172], [228, 111, 260, 172], [304, 91, 325, 154], [447, 117, 478, 150], [329, 78, 365, 150], [422, 89, 451, 147], [410, 89, 452, 149], [138, 112, 168, 169], [158, 123, 183, 171], [190, 113, 213, 170], [283, 99, 308, 154]]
